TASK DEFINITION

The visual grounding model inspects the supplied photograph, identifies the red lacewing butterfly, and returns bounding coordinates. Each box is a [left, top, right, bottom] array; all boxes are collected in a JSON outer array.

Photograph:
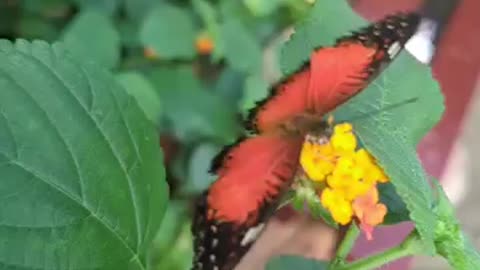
[[191, 12, 420, 270]]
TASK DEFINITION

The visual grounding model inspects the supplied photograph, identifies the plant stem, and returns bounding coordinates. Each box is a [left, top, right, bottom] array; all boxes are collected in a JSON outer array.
[[331, 223, 360, 267], [336, 230, 424, 270]]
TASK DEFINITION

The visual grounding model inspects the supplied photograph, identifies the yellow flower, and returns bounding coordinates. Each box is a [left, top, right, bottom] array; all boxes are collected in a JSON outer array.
[[355, 149, 389, 184], [300, 141, 335, 182], [331, 123, 357, 153], [321, 188, 353, 225], [298, 121, 391, 238]]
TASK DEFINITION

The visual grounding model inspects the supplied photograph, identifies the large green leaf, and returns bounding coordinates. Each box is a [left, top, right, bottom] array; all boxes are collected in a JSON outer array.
[[140, 4, 196, 60], [281, 0, 444, 253], [267, 256, 328, 270], [0, 39, 168, 270], [62, 11, 120, 69], [116, 72, 163, 124]]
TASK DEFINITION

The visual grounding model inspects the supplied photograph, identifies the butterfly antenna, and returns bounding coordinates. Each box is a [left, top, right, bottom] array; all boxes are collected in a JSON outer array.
[[345, 97, 419, 123]]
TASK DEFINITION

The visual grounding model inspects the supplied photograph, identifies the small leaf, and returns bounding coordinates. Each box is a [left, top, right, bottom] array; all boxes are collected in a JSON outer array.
[[147, 66, 240, 142], [221, 19, 263, 73], [214, 67, 245, 106], [432, 180, 480, 269], [62, 11, 120, 69], [0, 39, 167, 270], [124, 0, 158, 22], [72, 0, 121, 15], [116, 72, 163, 123], [281, 0, 443, 253], [267, 256, 328, 270], [140, 4, 196, 60], [240, 74, 269, 114], [243, 0, 283, 17], [184, 143, 221, 193], [17, 16, 58, 41]]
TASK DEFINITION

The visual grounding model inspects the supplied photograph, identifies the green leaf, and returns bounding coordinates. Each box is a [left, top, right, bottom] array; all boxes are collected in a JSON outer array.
[[185, 143, 221, 193], [17, 16, 59, 41], [72, 0, 121, 15], [243, 0, 284, 17], [147, 65, 240, 142], [221, 19, 263, 73], [214, 67, 245, 106], [379, 183, 410, 225], [267, 256, 328, 270], [22, 0, 70, 16], [124, 0, 159, 21], [432, 180, 480, 269], [150, 201, 188, 260], [0, 39, 168, 270], [116, 72, 163, 123], [240, 74, 269, 114], [281, 0, 444, 253], [140, 4, 196, 60], [62, 11, 120, 69]]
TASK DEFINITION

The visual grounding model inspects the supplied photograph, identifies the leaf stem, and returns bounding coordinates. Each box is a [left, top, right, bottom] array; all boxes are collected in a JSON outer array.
[[330, 223, 360, 268], [336, 230, 424, 270]]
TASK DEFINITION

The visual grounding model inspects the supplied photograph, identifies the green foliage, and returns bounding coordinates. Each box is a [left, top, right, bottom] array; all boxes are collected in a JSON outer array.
[[1, 1, 476, 270], [116, 72, 163, 123], [140, 4, 196, 60], [0, 39, 167, 269], [146, 65, 240, 142], [432, 180, 480, 269], [62, 11, 120, 68], [221, 19, 263, 73]]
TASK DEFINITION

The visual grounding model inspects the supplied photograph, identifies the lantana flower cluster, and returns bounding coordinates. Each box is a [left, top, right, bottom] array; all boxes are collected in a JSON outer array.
[[300, 122, 389, 240]]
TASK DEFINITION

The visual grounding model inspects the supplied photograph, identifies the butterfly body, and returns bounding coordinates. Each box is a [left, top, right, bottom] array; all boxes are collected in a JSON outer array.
[[192, 12, 420, 270]]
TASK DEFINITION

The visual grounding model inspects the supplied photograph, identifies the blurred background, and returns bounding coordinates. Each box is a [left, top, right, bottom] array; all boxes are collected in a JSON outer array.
[[1, 0, 479, 269]]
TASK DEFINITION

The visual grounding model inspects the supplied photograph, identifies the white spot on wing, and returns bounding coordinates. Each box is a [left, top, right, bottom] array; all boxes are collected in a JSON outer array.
[[387, 41, 402, 59], [240, 223, 266, 246]]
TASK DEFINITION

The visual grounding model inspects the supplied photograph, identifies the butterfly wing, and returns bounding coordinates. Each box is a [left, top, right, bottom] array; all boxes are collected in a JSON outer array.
[[247, 12, 420, 133], [192, 134, 303, 270], [309, 13, 421, 113]]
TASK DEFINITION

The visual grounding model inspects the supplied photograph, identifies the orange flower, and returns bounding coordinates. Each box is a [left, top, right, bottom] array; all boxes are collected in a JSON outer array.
[[144, 47, 159, 59], [196, 34, 214, 55], [352, 186, 387, 240]]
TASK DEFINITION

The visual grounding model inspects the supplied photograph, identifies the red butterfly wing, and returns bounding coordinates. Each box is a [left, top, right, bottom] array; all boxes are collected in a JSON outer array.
[[192, 134, 302, 270], [246, 68, 310, 133], [209, 134, 302, 223], [246, 13, 420, 133]]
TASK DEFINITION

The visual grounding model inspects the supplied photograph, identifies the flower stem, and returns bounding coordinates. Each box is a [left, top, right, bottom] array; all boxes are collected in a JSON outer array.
[[331, 223, 360, 268], [336, 230, 424, 270]]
